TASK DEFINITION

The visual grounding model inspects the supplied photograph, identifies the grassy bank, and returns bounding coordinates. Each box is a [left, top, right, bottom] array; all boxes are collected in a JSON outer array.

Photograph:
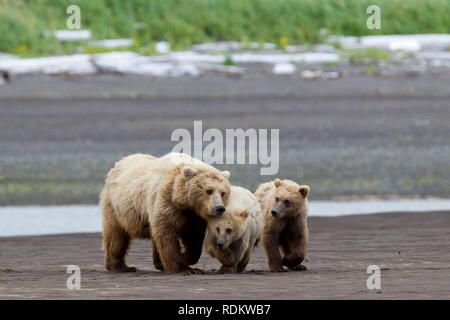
[[1, 0, 449, 56]]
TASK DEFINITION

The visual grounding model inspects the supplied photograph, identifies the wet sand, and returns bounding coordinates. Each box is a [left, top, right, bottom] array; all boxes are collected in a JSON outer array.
[[1, 211, 449, 299]]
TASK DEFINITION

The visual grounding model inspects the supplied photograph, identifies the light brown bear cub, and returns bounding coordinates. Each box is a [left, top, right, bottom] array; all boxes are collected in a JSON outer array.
[[255, 178, 309, 272], [204, 186, 263, 273], [100, 152, 231, 274]]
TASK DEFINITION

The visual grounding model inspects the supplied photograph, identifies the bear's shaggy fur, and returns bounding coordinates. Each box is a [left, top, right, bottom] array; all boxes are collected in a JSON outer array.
[[100, 152, 231, 273], [255, 178, 309, 272], [204, 186, 263, 273]]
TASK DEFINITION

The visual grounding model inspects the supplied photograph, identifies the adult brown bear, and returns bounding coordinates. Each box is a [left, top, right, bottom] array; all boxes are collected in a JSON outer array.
[[100, 152, 231, 273]]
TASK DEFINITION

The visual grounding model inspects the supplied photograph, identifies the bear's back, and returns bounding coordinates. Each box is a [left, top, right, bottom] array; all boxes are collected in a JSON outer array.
[[105, 153, 173, 213], [254, 181, 276, 217], [159, 152, 223, 175], [229, 186, 263, 234], [106, 153, 158, 185]]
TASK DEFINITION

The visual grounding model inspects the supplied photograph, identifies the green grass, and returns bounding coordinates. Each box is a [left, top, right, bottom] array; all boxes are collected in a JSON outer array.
[[365, 65, 378, 74], [345, 47, 391, 61], [1, 0, 449, 56], [223, 53, 236, 66], [323, 61, 340, 67]]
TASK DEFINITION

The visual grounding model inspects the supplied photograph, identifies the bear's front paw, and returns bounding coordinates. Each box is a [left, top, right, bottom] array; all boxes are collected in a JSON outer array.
[[269, 266, 288, 273], [216, 249, 235, 267], [218, 265, 234, 274], [282, 255, 305, 268], [220, 256, 235, 268], [108, 265, 138, 273], [125, 266, 138, 272], [182, 266, 204, 275], [154, 262, 165, 271], [292, 264, 307, 271]]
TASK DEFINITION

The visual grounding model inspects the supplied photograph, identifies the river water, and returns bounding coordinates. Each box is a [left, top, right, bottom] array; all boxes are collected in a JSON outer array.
[[1, 199, 449, 237]]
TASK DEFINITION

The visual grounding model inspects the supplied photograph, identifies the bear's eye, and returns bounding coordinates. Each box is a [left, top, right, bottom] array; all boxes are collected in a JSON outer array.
[[216, 226, 220, 232], [226, 228, 232, 234], [206, 189, 213, 195], [221, 192, 225, 197], [275, 197, 279, 202], [284, 200, 290, 206]]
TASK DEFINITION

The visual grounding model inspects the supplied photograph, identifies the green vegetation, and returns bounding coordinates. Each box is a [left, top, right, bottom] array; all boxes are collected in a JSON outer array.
[[365, 65, 378, 74], [223, 53, 236, 66], [1, 0, 449, 56], [323, 61, 340, 67], [345, 47, 391, 61]]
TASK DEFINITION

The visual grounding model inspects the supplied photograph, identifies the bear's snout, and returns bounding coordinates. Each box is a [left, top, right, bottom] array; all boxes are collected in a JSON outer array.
[[215, 205, 226, 215], [217, 242, 224, 248], [271, 210, 278, 217]]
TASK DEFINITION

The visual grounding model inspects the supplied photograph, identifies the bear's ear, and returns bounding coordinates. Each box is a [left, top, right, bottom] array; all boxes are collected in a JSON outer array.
[[183, 166, 198, 179], [298, 185, 310, 198], [221, 170, 230, 179], [274, 178, 282, 188], [239, 209, 250, 220]]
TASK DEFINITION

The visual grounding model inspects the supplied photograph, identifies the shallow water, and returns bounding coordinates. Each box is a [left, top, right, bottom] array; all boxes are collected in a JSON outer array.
[[1, 199, 450, 237]]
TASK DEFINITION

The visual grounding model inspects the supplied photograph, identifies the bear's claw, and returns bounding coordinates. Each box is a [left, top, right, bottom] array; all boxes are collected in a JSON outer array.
[[270, 266, 288, 273], [124, 266, 138, 272], [107, 265, 137, 273], [292, 264, 307, 271], [183, 267, 204, 275], [154, 263, 165, 271], [218, 265, 234, 274]]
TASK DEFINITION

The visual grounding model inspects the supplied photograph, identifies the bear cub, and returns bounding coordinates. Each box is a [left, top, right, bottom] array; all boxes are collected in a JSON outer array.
[[255, 178, 309, 272], [204, 186, 263, 273]]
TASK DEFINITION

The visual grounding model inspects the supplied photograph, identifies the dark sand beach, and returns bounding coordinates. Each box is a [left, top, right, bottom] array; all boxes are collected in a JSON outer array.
[[1, 211, 449, 299]]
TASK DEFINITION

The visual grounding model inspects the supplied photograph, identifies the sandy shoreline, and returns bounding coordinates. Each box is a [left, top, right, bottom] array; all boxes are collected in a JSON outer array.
[[1, 211, 449, 299]]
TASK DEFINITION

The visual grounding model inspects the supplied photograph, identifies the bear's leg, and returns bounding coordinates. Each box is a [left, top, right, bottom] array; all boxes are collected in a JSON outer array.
[[279, 231, 291, 257], [236, 249, 251, 273], [103, 220, 136, 272], [218, 265, 234, 274], [153, 227, 201, 274], [180, 211, 206, 267], [152, 241, 164, 271], [102, 198, 137, 272], [281, 225, 308, 271], [181, 233, 205, 266], [214, 247, 235, 268], [263, 229, 287, 272], [281, 241, 306, 270]]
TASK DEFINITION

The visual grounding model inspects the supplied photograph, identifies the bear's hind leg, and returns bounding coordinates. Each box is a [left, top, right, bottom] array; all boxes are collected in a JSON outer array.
[[152, 241, 164, 271], [102, 205, 136, 272]]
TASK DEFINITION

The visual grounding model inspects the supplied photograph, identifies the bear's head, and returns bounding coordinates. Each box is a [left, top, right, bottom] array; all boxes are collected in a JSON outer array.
[[270, 178, 309, 219], [174, 165, 231, 220], [208, 209, 249, 249]]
